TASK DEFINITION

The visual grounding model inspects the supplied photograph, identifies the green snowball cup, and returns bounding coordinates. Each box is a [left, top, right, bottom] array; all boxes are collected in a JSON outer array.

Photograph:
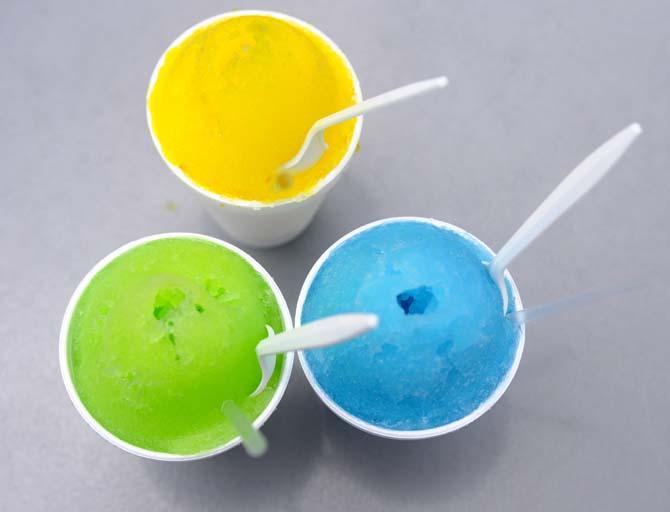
[[59, 233, 293, 461]]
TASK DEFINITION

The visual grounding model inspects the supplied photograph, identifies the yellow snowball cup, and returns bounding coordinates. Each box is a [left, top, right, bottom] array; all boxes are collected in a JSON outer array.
[[147, 11, 362, 248]]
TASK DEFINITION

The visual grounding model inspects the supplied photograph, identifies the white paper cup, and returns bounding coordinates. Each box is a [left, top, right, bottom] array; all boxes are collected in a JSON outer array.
[[59, 233, 294, 461], [146, 11, 363, 248], [296, 217, 525, 440]]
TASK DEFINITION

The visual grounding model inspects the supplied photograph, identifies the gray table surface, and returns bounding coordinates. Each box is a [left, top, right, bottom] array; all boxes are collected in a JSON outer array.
[[3, 0, 669, 510]]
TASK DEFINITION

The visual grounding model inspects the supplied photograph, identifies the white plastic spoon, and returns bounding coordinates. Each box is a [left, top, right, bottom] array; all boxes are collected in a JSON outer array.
[[251, 313, 379, 397], [489, 123, 643, 313], [220, 400, 268, 458], [278, 76, 448, 181]]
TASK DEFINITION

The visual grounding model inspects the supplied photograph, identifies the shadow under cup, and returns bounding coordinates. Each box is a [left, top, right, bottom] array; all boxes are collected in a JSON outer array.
[[296, 217, 525, 440], [59, 233, 294, 461]]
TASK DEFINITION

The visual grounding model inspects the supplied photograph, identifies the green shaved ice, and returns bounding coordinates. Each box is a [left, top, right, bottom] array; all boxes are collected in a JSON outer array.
[[67, 237, 286, 455]]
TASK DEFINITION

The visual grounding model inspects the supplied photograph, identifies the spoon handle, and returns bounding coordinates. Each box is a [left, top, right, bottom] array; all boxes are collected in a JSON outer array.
[[313, 76, 448, 132], [221, 400, 268, 457], [490, 123, 641, 280], [256, 314, 378, 357]]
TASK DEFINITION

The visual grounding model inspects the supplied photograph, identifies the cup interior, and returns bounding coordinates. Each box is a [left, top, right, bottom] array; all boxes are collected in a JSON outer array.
[[59, 233, 294, 461], [296, 216, 525, 440], [146, 10, 363, 209]]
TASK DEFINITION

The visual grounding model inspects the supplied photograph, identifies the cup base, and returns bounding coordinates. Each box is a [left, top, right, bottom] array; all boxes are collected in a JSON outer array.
[[205, 194, 324, 248]]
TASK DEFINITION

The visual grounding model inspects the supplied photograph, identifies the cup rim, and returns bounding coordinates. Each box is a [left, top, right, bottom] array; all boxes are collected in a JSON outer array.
[[59, 232, 294, 461], [146, 9, 363, 210], [295, 216, 526, 440]]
